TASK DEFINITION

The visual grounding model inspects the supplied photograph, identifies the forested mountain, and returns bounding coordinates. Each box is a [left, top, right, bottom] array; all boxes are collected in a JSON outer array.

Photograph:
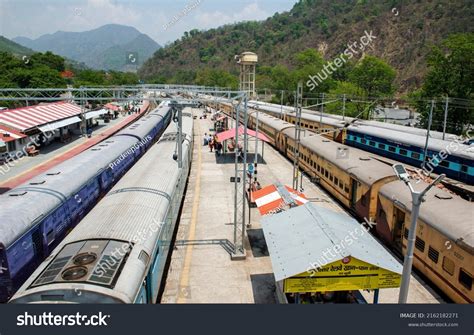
[[139, 0, 474, 92], [0, 36, 34, 56], [13, 24, 161, 71]]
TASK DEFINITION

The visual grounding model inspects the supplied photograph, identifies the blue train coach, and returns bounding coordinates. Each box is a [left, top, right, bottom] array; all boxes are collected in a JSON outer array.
[[0, 102, 172, 302]]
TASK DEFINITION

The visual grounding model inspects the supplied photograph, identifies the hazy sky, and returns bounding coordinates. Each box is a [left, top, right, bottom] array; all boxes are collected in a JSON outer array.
[[0, 0, 296, 45]]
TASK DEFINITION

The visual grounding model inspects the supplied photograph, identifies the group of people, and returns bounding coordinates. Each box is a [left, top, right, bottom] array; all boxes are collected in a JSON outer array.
[[203, 133, 223, 155]]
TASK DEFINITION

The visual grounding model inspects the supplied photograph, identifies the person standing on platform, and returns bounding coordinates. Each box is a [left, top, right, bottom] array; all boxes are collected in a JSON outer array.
[[209, 136, 214, 152], [203, 133, 208, 146]]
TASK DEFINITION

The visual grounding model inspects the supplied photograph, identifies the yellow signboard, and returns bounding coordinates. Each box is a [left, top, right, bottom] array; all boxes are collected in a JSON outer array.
[[283, 257, 401, 293]]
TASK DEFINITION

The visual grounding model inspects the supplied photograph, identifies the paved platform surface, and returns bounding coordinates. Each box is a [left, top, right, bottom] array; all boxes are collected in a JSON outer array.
[[162, 111, 331, 303], [0, 103, 150, 192], [162, 110, 445, 304]]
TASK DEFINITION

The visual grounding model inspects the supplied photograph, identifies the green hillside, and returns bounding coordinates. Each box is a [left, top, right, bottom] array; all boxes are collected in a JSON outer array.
[[0, 36, 34, 56], [139, 0, 474, 92]]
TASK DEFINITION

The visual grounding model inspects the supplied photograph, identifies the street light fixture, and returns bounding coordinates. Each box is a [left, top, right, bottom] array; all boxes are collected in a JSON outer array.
[[392, 163, 445, 303]]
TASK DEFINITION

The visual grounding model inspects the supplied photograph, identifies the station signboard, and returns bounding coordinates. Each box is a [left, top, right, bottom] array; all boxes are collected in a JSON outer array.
[[283, 256, 401, 293]]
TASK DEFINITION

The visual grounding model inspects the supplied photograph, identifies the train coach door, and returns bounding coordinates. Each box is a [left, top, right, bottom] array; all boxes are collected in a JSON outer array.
[[393, 207, 405, 252], [350, 179, 358, 209]]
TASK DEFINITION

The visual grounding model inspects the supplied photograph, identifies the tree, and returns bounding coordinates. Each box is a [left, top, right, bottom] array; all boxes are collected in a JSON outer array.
[[293, 48, 335, 93], [74, 69, 107, 86], [416, 33, 474, 133], [195, 69, 238, 89], [30, 51, 65, 72], [349, 55, 396, 97], [325, 81, 368, 117]]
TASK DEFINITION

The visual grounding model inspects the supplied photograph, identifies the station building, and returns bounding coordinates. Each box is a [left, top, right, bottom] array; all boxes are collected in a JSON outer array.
[[0, 102, 106, 162]]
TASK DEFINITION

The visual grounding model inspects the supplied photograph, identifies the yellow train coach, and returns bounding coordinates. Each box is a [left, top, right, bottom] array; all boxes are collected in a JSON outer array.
[[377, 181, 473, 303], [213, 101, 474, 303]]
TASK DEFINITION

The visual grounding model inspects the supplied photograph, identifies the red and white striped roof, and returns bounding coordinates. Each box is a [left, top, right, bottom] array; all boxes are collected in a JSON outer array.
[[0, 102, 82, 132], [0, 125, 27, 142], [253, 184, 308, 216]]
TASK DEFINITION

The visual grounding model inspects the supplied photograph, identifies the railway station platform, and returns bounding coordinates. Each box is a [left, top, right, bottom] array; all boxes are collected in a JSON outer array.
[[162, 109, 445, 304], [0, 103, 151, 192]]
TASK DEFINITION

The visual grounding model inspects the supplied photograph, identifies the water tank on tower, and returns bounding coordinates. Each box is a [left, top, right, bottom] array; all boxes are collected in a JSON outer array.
[[235, 52, 258, 98]]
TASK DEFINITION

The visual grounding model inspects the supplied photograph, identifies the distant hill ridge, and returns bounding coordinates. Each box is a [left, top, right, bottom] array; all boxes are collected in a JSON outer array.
[[0, 36, 34, 56], [13, 24, 161, 71], [139, 0, 474, 91]]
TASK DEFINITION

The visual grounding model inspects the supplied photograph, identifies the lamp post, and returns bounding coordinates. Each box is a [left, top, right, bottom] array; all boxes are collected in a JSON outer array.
[[392, 164, 445, 303]]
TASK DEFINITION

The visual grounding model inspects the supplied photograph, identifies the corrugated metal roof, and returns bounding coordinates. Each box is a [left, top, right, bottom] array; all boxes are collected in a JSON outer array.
[[216, 126, 270, 143], [37, 116, 81, 133], [0, 125, 27, 142], [0, 102, 82, 132], [253, 184, 307, 215], [85, 109, 107, 120], [261, 202, 402, 281]]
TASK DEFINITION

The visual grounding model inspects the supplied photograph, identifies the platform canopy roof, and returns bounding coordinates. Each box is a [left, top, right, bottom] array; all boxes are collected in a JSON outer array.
[[104, 103, 121, 111], [0, 102, 82, 132], [0, 125, 27, 143], [85, 109, 108, 120], [261, 202, 402, 282], [216, 126, 270, 143], [215, 115, 227, 122], [253, 183, 307, 216]]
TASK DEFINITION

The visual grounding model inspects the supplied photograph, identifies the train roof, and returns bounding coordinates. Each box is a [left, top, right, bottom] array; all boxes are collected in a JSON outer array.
[[0, 103, 173, 249], [251, 102, 346, 128], [249, 110, 295, 132], [348, 124, 474, 160], [249, 101, 461, 142], [379, 180, 474, 250], [114, 105, 170, 139], [299, 133, 396, 185], [0, 135, 137, 248], [10, 109, 194, 303]]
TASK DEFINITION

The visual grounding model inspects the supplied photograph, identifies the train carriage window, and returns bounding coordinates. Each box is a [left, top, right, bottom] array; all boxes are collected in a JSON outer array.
[[369, 141, 376, 146], [404, 228, 409, 239], [324, 170, 329, 178], [329, 175, 334, 182], [428, 246, 439, 263], [437, 160, 450, 168], [459, 269, 472, 290], [411, 152, 421, 160], [378, 143, 386, 150], [415, 237, 425, 252], [442, 257, 455, 276], [461, 165, 468, 173], [388, 146, 396, 153], [334, 177, 339, 185], [344, 185, 349, 193], [399, 149, 408, 156], [339, 181, 344, 189]]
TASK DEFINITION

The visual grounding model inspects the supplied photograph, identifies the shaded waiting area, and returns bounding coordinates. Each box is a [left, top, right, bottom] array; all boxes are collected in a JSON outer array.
[[215, 126, 270, 159], [261, 202, 402, 304]]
